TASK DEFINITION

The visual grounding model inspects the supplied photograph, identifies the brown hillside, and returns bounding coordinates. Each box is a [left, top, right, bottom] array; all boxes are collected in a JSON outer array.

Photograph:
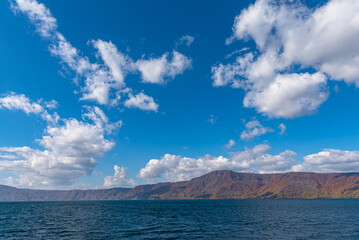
[[1, 171, 359, 201]]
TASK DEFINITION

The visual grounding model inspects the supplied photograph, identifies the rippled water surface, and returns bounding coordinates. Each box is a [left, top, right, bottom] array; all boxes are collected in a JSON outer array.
[[1, 199, 359, 239]]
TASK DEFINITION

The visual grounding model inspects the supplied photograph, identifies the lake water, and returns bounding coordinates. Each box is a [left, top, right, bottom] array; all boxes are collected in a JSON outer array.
[[0, 199, 358, 239]]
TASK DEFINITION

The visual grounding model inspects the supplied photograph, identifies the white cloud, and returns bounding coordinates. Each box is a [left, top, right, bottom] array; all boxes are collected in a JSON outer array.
[[45, 99, 58, 109], [0, 92, 59, 123], [213, 0, 359, 118], [82, 106, 122, 134], [232, 144, 297, 173], [138, 144, 297, 182], [49, 34, 125, 105], [225, 139, 236, 149], [92, 40, 135, 87], [278, 123, 286, 135], [244, 72, 329, 118], [240, 120, 273, 140], [230, 0, 359, 78], [136, 51, 192, 84], [176, 35, 195, 47], [49, 33, 92, 75], [0, 118, 114, 188], [80, 69, 116, 105], [40, 119, 114, 163], [138, 154, 235, 183], [292, 149, 359, 173], [11, 0, 57, 37], [0, 97, 119, 189], [226, 0, 277, 48], [212, 53, 253, 88], [103, 165, 137, 188], [12, 0, 117, 105], [225, 48, 250, 59], [12, 0, 192, 110], [124, 92, 159, 112], [0, 92, 42, 114]]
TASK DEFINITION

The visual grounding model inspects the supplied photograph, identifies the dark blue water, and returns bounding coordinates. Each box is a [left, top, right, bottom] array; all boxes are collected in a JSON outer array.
[[0, 200, 359, 239]]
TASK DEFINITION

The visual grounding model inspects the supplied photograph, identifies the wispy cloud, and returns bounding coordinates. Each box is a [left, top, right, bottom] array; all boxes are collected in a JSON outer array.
[[278, 123, 286, 135], [11, 0, 57, 37], [11, 0, 192, 111], [0, 92, 59, 123], [175, 35, 195, 47]]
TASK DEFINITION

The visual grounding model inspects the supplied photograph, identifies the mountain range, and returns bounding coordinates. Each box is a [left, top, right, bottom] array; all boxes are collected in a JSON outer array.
[[1, 171, 359, 201]]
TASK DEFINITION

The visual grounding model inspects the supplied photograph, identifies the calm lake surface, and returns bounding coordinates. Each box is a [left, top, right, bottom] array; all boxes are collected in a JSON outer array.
[[0, 199, 358, 239]]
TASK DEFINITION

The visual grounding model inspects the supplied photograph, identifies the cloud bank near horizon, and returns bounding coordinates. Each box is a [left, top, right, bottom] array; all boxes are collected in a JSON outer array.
[[138, 146, 359, 183]]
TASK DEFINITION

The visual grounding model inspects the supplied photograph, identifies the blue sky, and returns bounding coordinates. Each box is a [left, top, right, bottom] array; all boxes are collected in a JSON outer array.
[[1, 0, 359, 189]]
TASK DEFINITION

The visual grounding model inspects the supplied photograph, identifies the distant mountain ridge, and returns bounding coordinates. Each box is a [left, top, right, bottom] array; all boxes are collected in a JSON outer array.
[[1, 171, 359, 201]]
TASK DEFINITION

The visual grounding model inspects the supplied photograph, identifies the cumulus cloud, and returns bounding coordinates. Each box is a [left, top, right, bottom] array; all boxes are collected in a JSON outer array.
[[11, 0, 191, 110], [136, 51, 192, 84], [124, 92, 159, 112], [229, 0, 359, 79], [0, 92, 59, 123], [213, 0, 359, 118], [138, 144, 297, 182], [0, 97, 119, 189], [212, 53, 253, 88], [0, 119, 113, 188], [292, 149, 359, 173], [225, 139, 236, 149], [244, 72, 329, 118], [103, 165, 137, 188], [233, 145, 298, 173], [240, 120, 273, 141]]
